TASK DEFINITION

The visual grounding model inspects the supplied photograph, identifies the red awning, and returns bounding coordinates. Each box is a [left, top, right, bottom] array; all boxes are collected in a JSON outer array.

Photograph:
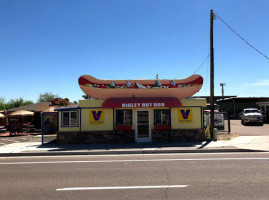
[[102, 97, 182, 108]]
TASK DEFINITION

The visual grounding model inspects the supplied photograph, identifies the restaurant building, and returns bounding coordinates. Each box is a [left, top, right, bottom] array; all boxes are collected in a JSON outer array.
[[56, 75, 207, 144]]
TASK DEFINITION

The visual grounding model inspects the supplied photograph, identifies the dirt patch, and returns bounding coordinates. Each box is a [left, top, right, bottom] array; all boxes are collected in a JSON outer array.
[[218, 132, 239, 140]]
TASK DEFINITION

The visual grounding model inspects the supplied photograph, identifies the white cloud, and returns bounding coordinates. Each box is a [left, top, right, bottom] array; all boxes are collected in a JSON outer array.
[[207, 80, 269, 97], [137, 78, 147, 80], [243, 80, 269, 87]]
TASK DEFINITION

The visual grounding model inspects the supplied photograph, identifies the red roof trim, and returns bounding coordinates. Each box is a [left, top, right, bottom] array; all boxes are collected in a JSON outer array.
[[102, 97, 182, 108]]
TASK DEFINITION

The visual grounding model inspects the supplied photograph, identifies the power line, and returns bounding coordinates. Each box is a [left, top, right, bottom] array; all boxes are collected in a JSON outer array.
[[177, 23, 210, 78], [214, 14, 269, 60], [192, 54, 210, 75], [204, 51, 210, 96]]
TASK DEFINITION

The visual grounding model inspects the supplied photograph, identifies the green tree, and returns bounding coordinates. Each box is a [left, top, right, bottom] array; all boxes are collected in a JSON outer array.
[[0, 97, 7, 110], [37, 92, 60, 103], [6, 98, 33, 109]]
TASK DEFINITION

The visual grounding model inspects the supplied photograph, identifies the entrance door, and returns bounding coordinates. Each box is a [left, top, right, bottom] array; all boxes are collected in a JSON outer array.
[[135, 110, 151, 142]]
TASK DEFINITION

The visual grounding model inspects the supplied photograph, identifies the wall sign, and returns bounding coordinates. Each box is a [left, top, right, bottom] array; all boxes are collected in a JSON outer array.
[[121, 102, 165, 108], [178, 108, 193, 123], [102, 97, 182, 108], [89, 109, 104, 125]]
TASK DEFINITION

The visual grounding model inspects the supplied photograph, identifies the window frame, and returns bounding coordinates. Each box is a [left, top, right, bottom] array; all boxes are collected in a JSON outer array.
[[154, 109, 171, 127], [116, 109, 133, 127], [61, 110, 79, 127]]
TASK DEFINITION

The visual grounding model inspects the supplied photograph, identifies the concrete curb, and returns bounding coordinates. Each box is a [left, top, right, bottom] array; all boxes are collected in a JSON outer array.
[[0, 148, 265, 157]]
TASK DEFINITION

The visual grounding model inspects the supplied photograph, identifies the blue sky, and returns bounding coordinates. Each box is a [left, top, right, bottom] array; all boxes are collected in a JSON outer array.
[[1, 0, 268, 103]]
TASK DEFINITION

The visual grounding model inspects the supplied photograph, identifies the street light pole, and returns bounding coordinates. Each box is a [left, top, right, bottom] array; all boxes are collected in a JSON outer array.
[[220, 83, 226, 97]]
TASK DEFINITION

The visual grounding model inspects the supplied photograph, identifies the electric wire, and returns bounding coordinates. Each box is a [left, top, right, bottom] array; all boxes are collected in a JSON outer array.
[[215, 14, 269, 60], [176, 23, 210, 78], [192, 54, 210, 75], [204, 49, 210, 96]]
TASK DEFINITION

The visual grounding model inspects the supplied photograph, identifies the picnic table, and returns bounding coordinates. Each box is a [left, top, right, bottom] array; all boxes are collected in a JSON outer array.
[[25, 124, 36, 133], [0, 126, 7, 133]]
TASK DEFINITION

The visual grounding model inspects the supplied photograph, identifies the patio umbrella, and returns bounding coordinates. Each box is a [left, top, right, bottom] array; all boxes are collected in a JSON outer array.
[[8, 110, 34, 117], [0, 113, 6, 118]]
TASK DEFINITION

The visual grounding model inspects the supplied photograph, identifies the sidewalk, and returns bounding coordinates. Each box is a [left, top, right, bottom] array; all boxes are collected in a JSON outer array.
[[0, 135, 268, 157]]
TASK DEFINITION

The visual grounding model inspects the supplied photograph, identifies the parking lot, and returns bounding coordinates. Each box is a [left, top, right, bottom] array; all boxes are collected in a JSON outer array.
[[230, 120, 269, 136]]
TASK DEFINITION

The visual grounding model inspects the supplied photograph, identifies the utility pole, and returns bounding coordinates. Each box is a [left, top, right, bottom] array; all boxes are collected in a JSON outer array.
[[210, 9, 215, 139]]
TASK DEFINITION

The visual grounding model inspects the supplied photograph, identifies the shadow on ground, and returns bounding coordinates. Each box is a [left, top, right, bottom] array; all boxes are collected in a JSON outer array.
[[39, 141, 206, 151]]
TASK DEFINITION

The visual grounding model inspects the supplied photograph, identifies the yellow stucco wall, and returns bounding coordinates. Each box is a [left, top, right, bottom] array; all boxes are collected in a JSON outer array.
[[81, 108, 113, 131], [180, 98, 207, 107], [58, 98, 206, 132], [171, 107, 202, 129], [78, 99, 113, 131], [170, 98, 206, 129], [79, 99, 104, 107]]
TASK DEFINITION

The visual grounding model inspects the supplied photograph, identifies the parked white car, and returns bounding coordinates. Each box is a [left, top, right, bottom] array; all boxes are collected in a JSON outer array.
[[239, 108, 263, 126]]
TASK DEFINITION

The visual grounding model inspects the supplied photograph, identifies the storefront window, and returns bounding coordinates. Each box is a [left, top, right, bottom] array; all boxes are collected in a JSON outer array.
[[154, 109, 170, 126], [62, 111, 78, 127], [116, 110, 132, 126]]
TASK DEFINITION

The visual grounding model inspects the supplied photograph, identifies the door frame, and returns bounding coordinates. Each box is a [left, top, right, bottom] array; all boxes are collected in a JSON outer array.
[[135, 109, 151, 142]]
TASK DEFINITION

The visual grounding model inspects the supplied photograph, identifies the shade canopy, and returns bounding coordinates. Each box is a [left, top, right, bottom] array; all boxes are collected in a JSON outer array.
[[102, 97, 182, 108], [8, 110, 34, 117], [0, 113, 6, 118]]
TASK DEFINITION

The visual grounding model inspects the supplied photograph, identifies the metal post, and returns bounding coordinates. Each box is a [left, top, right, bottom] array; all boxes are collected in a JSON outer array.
[[220, 83, 226, 97], [233, 97, 236, 116], [228, 111, 231, 134], [41, 113, 44, 145]]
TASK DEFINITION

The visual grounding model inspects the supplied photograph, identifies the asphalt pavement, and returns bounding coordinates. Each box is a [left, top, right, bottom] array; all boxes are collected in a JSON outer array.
[[230, 120, 269, 136], [0, 120, 268, 200], [0, 153, 268, 199]]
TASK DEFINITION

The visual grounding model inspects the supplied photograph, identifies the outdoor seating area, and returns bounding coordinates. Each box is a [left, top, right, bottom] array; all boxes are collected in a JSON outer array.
[[0, 125, 39, 137], [24, 124, 36, 133], [0, 101, 79, 138], [0, 126, 7, 133], [0, 110, 39, 136], [0, 113, 7, 133], [0, 123, 37, 136]]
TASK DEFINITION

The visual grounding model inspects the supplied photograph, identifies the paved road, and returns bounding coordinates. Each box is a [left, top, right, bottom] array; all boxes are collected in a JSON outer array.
[[0, 153, 268, 199], [231, 120, 269, 136]]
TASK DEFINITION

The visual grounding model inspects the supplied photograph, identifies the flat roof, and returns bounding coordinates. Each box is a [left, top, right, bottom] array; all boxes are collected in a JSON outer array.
[[54, 106, 80, 111], [217, 97, 269, 102], [7, 102, 78, 112]]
